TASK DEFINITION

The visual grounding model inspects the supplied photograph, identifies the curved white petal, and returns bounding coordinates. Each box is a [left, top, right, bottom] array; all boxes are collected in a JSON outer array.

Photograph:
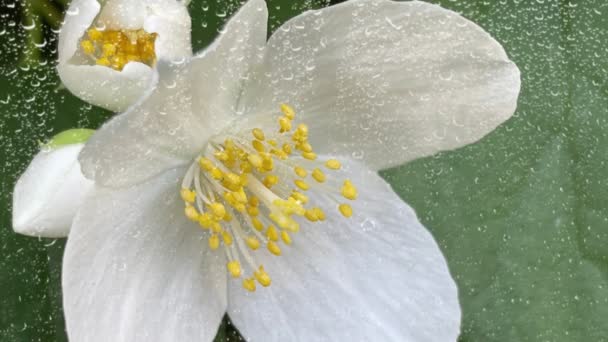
[[58, 62, 155, 113], [12, 144, 94, 238], [58, 0, 192, 112], [79, 0, 268, 188], [239, 0, 521, 171], [63, 167, 226, 342], [228, 157, 460, 341]]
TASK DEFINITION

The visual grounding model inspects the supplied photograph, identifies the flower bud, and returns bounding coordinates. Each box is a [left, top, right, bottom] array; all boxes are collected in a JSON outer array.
[[12, 129, 96, 237], [57, 0, 192, 112]]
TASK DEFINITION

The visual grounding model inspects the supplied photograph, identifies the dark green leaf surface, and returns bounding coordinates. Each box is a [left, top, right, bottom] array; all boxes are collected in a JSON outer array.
[[1, 0, 607, 341]]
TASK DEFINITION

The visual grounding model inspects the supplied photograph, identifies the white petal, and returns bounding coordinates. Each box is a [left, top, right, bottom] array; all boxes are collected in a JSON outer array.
[[58, 62, 155, 113], [58, 0, 192, 112], [12, 144, 94, 238], [228, 157, 460, 341], [79, 0, 268, 188], [239, 0, 521, 171], [63, 167, 226, 342]]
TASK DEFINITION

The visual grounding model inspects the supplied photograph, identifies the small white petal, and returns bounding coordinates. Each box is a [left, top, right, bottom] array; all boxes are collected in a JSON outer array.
[[58, 62, 155, 113], [63, 168, 226, 342], [79, 0, 268, 188], [12, 144, 94, 238], [58, 0, 192, 112], [240, 0, 520, 170], [229, 157, 460, 341]]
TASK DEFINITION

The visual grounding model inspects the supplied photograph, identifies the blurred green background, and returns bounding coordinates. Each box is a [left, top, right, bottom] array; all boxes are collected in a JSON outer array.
[[1, 0, 607, 341]]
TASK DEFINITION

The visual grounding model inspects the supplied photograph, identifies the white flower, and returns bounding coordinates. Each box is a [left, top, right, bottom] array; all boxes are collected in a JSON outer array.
[[58, 0, 519, 341], [13, 129, 95, 238], [57, 0, 192, 112]]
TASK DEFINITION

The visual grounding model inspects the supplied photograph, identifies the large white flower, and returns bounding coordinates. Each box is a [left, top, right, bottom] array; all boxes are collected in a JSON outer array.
[[59, 0, 519, 341], [58, 0, 192, 112]]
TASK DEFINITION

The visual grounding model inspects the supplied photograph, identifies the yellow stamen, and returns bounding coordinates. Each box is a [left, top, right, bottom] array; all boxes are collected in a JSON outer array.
[[267, 241, 281, 256], [312, 168, 326, 183], [294, 179, 310, 191], [254, 266, 271, 287], [339, 204, 353, 218], [227, 261, 242, 278], [294, 166, 308, 178], [243, 278, 256, 292], [208, 234, 220, 250], [341, 180, 358, 200], [252, 128, 265, 141], [325, 159, 341, 170], [280, 103, 296, 120], [246, 236, 261, 250]]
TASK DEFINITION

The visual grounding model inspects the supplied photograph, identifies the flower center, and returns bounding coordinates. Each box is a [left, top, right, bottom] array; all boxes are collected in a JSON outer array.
[[180, 104, 358, 292], [79, 27, 157, 71]]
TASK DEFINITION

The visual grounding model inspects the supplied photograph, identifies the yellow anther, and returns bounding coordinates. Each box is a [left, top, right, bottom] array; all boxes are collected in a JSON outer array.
[[248, 196, 259, 207], [248, 154, 263, 169], [246, 236, 261, 250], [80, 40, 95, 55], [294, 166, 308, 178], [199, 157, 214, 171], [325, 159, 341, 170], [252, 128, 265, 141], [222, 231, 234, 246], [208, 202, 226, 219], [222, 173, 242, 191], [240, 161, 253, 173], [280, 103, 296, 120], [291, 191, 309, 204], [198, 213, 213, 228], [180, 188, 196, 203], [263, 174, 279, 188], [282, 143, 292, 155], [339, 204, 353, 218], [215, 151, 229, 162], [184, 205, 199, 221], [254, 266, 271, 287], [211, 222, 222, 233], [270, 149, 288, 160], [267, 241, 282, 256], [210, 167, 223, 180], [267, 225, 279, 242], [313, 207, 326, 221], [247, 205, 259, 217], [223, 212, 232, 222], [300, 142, 313, 153], [208, 234, 220, 250], [227, 260, 242, 278], [294, 179, 310, 191], [262, 156, 274, 172], [96, 57, 111, 66], [296, 123, 309, 136], [268, 139, 278, 146], [87, 28, 102, 41], [233, 189, 248, 204], [243, 278, 256, 292], [281, 231, 292, 245], [312, 168, 326, 183], [279, 117, 292, 132], [302, 152, 317, 160], [252, 140, 265, 153], [304, 209, 318, 222], [341, 180, 358, 200], [252, 218, 264, 231], [102, 43, 116, 56]]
